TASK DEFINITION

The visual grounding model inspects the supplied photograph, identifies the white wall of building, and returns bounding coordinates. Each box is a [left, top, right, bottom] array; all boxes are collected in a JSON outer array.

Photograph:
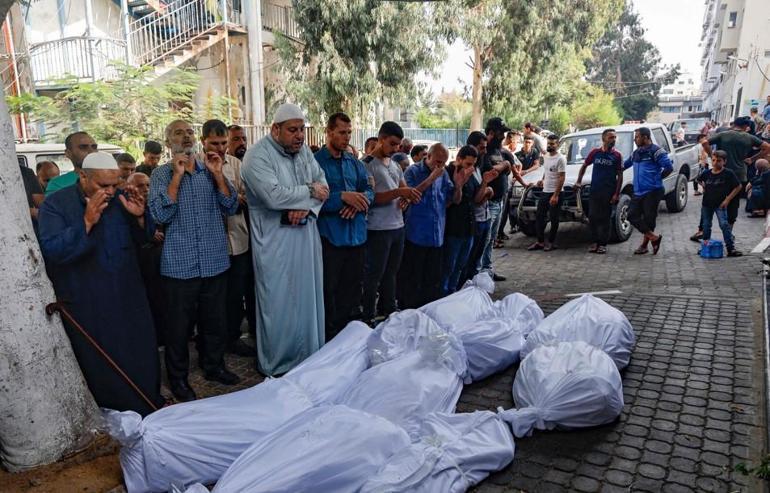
[[24, 0, 122, 44], [700, 0, 770, 123]]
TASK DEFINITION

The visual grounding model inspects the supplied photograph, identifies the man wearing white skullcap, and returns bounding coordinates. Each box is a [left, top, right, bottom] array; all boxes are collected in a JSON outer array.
[[38, 151, 164, 415], [241, 103, 330, 375]]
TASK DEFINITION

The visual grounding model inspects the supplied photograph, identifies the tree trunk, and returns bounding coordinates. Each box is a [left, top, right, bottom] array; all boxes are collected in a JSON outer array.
[[470, 45, 483, 131], [0, 26, 101, 469]]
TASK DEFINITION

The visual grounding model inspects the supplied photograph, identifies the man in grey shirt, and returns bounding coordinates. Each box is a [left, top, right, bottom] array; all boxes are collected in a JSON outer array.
[[362, 122, 421, 324]]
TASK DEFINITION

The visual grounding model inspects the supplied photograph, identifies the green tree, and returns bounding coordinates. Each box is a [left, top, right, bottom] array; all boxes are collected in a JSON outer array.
[[275, 0, 453, 125], [7, 63, 234, 155], [436, 0, 620, 129], [570, 89, 622, 129], [585, 0, 679, 120], [415, 92, 472, 129], [547, 106, 571, 135]]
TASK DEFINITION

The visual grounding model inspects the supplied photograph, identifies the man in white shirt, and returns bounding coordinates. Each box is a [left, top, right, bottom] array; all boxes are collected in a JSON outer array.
[[528, 134, 566, 251]]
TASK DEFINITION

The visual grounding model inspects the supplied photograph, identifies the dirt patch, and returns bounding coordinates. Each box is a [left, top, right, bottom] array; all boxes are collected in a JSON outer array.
[[0, 434, 123, 493]]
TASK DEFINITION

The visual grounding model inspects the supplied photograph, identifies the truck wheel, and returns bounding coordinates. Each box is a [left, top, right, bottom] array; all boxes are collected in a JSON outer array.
[[665, 174, 688, 212], [609, 194, 633, 243], [517, 217, 537, 237]]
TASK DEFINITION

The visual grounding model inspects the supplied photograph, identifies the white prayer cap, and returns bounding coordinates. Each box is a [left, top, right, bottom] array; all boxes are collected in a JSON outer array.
[[272, 103, 306, 124], [82, 151, 119, 170]]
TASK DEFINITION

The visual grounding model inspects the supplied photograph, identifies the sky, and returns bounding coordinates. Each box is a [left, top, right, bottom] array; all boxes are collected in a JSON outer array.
[[427, 0, 706, 95]]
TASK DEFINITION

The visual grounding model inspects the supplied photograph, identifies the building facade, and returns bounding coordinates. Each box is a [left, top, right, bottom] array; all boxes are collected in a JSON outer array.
[[652, 73, 704, 125], [700, 0, 770, 123], [0, 0, 300, 140]]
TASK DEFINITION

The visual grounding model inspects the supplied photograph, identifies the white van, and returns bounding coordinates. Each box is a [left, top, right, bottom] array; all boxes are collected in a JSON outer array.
[[16, 143, 125, 174]]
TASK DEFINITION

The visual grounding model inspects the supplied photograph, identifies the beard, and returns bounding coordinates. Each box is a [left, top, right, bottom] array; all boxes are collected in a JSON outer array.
[[488, 136, 503, 150], [233, 146, 246, 159], [172, 143, 195, 156]]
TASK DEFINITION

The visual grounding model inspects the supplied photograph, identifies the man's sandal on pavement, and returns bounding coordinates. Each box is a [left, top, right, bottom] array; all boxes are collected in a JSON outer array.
[[651, 235, 663, 255]]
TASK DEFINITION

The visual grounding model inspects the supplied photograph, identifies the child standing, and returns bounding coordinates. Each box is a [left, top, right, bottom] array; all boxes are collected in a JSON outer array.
[[698, 150, 743, 257]]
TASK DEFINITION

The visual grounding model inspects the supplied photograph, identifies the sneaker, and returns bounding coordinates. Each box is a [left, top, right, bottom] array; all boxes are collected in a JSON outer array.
[[727, 249, 743, 257]]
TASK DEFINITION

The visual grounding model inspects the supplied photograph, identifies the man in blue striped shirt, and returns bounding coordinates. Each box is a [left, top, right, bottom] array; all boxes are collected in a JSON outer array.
[[149, 119, 240, 402], [315, 112, 374, 340]]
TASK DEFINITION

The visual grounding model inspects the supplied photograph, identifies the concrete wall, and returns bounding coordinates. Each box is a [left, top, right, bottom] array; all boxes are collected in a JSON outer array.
[[701, 0, 770, 122], [717, 0, 743, 53], [24, 0, 123, 44], [729, 0, 770, 116], [187, 34, 252, 124]]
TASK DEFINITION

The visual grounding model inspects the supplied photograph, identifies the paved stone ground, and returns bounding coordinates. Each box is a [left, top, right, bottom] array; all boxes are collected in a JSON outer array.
[[179, 190, 767, 493]]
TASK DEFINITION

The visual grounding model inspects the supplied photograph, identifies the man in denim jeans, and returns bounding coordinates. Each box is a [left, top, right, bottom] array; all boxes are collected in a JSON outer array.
[[480, 117, 527, 280], [699, 150, 743, 257]]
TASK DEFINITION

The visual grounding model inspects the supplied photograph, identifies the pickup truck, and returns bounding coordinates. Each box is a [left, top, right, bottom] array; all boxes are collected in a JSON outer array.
[[668, 118, 709, 145], [510, 123, 701, 243]]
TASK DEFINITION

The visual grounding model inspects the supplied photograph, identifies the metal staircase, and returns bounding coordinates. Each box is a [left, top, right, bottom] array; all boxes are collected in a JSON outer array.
[[125, 0, 167, 18], [126, 0, 245, 78]]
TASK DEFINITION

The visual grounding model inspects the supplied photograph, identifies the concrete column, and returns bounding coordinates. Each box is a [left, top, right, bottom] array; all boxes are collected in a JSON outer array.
[[120, 0, 133, 64], [243, 0, 266, 124]]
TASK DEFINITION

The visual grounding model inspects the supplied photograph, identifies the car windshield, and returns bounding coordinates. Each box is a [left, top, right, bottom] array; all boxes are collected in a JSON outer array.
[[558, 132, 633, 165], [671, 119, 707, 132]]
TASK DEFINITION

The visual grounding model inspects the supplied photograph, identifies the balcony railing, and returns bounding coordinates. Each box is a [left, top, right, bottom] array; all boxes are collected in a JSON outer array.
[[261, 1, 300, 40], [127, 0, 243, 67], [28, 36, 127, 87]]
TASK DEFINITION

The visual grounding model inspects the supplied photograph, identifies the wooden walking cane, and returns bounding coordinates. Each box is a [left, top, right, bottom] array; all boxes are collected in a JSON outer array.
[[46, 301, 160, 412]]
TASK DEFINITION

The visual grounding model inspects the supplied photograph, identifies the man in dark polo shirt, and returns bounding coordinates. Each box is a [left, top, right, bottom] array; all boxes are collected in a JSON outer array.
[[575, 128, 624, 254], [135, 140, 163, 177], [516, 135, 542, 177]]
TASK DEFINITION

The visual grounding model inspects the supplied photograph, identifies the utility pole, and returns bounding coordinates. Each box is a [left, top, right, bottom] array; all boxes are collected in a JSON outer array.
[[221, 0, 233, 122], [120, 0, 133, 65], [243, 0, 266, 124], [83, 0, 96, 81]]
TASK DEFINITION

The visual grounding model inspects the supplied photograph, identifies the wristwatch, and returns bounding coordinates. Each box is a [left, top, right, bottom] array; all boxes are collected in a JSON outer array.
[[307, 183, 315, 199]]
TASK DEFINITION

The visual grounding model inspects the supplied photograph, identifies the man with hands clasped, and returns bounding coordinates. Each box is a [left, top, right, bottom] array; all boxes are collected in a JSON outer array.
[[149, 119, 241, 402], [397, 143, 467, 309], [241, 103, 330, 376], [315, 112, 374, 340], [361, 121, 421, 325]]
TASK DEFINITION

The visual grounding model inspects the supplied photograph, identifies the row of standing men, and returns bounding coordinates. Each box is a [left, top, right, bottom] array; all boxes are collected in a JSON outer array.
[[32, 104, 527, 412]]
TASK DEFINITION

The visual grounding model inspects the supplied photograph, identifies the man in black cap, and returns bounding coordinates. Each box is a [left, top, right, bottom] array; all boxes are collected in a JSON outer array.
[[480, 117, 526, 281], [695, 117, 770, 236]]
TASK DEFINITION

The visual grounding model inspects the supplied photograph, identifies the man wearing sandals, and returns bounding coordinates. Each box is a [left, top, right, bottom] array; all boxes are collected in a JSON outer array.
[[528, 134, 567, 252], [575, 128, 623, 255], [625, 127, 672, 255]]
